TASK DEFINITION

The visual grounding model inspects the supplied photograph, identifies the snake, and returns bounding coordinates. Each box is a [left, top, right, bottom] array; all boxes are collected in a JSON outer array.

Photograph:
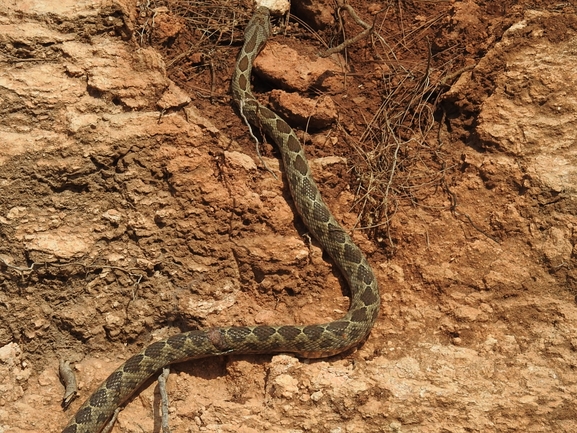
[[61, 6, 380, 433]]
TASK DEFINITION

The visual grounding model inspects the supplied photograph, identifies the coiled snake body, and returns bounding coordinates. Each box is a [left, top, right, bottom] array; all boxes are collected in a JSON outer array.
[[62, 7, 379, 433]]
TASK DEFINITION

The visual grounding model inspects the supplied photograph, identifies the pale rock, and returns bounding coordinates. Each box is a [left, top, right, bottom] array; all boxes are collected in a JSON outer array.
[[255, 0, 290, 14], [157, 81, 191, 110], [224, 151, 258, 171]]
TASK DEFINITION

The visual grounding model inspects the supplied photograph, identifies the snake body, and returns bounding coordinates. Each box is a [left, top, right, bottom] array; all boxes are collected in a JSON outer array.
[[62, 7, 379, 433]]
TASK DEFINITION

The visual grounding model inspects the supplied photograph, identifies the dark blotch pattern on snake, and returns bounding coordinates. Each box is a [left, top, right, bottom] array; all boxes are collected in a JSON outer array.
[[62, 6, 380, 433]]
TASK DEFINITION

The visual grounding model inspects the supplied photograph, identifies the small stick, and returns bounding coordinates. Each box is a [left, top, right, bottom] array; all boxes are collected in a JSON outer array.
[[101, 408, 121, 433], [58, 360, 78, 408], [319, 0, 375, 58], [158, 367, 171, 433]]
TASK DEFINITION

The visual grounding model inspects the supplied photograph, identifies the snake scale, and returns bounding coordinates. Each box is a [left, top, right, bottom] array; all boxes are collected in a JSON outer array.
[[62, 6, 379, 433]]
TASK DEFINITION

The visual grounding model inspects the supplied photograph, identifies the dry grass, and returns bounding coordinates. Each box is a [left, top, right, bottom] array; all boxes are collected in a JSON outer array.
[[138, 0, 252, 46], [339, 6, 462, 250], [167, 0, 253, 44], [136, 0, 253, 97]]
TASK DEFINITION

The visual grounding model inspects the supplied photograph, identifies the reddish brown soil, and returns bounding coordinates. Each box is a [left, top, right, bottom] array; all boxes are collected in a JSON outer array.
[[1, 1, 577, 432]]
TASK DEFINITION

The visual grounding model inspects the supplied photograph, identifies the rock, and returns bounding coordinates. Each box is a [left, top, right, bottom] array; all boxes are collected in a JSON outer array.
[[254, 41, 342, 92], [224, 151, 257, 171], [269, 90, 337, 130], [157, 81, 191, 110]]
